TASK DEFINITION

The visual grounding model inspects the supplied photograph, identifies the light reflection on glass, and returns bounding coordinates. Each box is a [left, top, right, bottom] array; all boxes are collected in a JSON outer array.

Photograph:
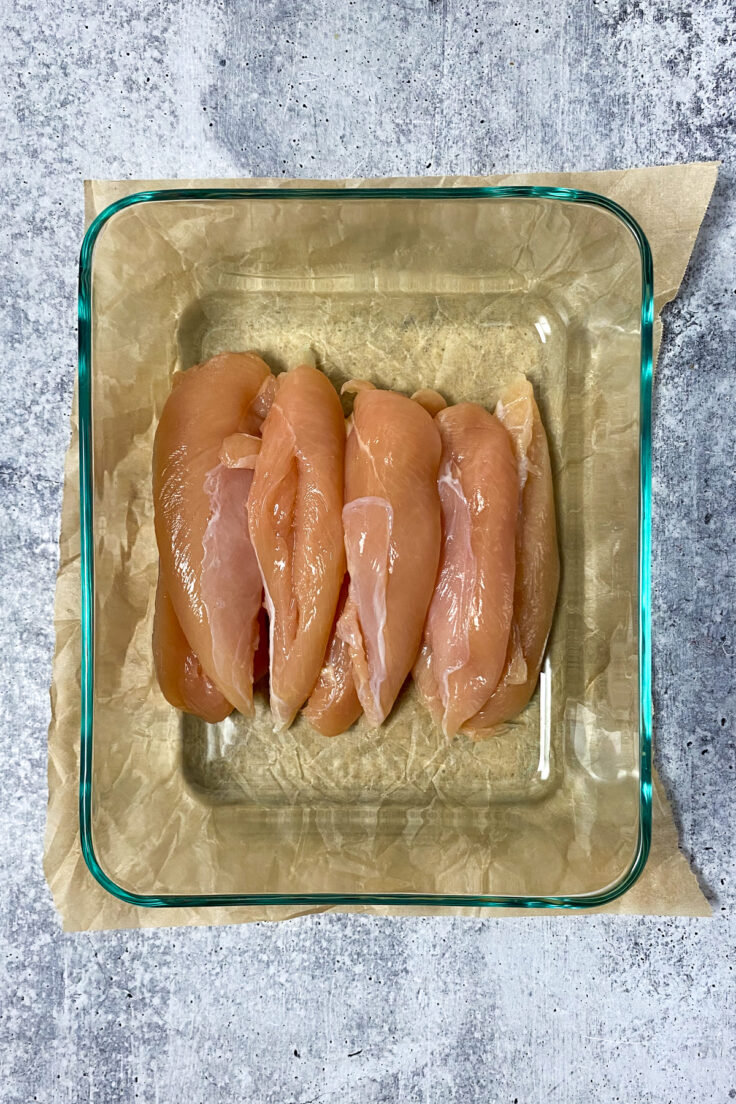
[[534, 315, 552, 344], [537, 655, 551, 781]]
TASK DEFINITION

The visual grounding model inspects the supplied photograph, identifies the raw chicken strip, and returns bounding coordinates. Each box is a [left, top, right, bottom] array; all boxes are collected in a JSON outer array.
[[302, 396, 365, 739], [152, 574, 232, 723], [414, 403, 518, 737], [464, 376, 560, 734], [219, 432, 261, 469], [153, 352, 271, 717], [339, 389, 442, 727], [303, 577, 362, 737], [410, 389, 447, 416], [248, 364, 346, 729]]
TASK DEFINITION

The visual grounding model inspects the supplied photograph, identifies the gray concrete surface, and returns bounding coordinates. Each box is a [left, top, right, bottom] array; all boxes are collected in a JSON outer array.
[[1, 1, 735, 1100]]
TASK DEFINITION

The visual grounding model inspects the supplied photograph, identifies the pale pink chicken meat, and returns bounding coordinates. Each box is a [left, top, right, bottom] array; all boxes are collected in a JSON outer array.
[[410, 389, 448, 416], [152, 574, 232, 723], [338, 389, 442, 727], [247, 364, 346, 729], [303, 393, 363, 739], [414, 403, 519, 737], [463, 376, 560, 735], [302, 576, 362, 737], [152, 352, 271, 718]]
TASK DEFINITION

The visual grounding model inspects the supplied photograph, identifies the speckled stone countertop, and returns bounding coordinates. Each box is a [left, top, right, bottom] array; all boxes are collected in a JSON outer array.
[[2, 2, 734, 1101]]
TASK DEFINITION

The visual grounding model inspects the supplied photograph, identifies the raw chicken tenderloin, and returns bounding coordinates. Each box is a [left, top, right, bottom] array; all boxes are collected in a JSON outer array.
[[153, 352, 271, 717], [464, 376, 560, 734], [339, 389, 442, 727], [152, 575, 232, 723], [303, 391, 365, 739], [414, 403, 518, 737], [248, 364, 346, 729], [302, 577, 362, 737]]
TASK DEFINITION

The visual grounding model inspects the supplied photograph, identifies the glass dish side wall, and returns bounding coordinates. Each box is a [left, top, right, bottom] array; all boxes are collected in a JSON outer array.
[[78, 188, 652, 908]]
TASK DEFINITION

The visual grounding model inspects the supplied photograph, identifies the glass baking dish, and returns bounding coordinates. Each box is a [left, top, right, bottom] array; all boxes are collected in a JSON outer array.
[[78, 186, 652, 909]]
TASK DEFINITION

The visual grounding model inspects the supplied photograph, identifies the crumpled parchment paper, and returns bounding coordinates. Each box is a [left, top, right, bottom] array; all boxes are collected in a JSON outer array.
[[45, 164, 718, 929]]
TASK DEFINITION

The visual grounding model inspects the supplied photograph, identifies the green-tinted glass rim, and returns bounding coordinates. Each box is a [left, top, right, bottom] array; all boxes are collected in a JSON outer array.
[[78, 186, 653, 910]]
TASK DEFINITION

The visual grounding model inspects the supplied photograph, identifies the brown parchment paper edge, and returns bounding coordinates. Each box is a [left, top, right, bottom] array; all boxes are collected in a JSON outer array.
[[45, 163, 718, 931]]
